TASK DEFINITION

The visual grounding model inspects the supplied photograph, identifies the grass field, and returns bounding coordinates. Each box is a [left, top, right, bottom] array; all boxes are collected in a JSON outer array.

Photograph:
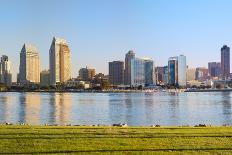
[[0, 125, 232, 154]]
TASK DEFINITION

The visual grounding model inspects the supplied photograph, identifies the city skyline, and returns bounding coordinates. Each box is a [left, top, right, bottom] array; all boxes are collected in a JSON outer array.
[[1, 0, 232, 81]]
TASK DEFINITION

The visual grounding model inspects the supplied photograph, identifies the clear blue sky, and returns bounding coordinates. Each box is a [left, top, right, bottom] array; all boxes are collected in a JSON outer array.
[[1, 0, 232, 81]]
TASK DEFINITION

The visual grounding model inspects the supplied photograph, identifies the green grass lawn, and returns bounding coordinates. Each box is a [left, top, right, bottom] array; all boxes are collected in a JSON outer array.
[[0, 125, 232, 154]]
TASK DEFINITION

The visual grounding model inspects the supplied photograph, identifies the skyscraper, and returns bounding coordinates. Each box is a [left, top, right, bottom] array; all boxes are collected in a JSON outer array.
[[143, 58, 154, 86], [109, 61, 124, 85], [208, 62, 221, 77], [155, 66, 164, 84], [168, 57, 178, 85], [19, 44, 40, 84], [163, 66, 169, 85], [0, 55, 12, 86], [131, 58, 145, 87], [177, 55, 187, 86], [130, 57, 154, 87], [168, 55, 187, 87], [221, 45, 230, 78], [49, 37, 71, 85], [124, 50, 135, 85]]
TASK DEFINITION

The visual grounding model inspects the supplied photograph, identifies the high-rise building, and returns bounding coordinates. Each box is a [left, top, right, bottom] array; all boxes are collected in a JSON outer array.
[[143, 58, 154, 86], [109, 61, 124, 85], [40, 70, 50, 87], [131, 58, 145, 87], [208, 62, 221, 77], [163, 66, 169, 85], [79, 67, 96, 81], [124, 50, 135, 85], [49, 37, 71, 85], [0, 55, 12, 86], [168, 57, 178, 85], [221, 45, 230, 78], [19, 44, 40, 84], [130, 57, 154, 87], [177, 55, 187, 86], [155, 66, 164, 84], [168, 55, 187, 86]]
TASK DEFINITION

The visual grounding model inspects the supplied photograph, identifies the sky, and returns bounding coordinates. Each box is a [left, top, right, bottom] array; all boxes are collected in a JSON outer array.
[[1, 0, 232, 81]]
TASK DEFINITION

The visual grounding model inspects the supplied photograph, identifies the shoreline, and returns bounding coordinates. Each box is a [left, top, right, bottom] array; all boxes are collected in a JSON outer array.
[[0, 89, 232, 93], [1, 123, 230, 128]]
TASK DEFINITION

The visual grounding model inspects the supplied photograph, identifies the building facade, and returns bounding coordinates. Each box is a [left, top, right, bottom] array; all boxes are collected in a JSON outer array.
[[156, 66, 164, 84], [143, 58, 154, 86], [163, 66, 169, 85], [131, 58, 145, 87], [168, 57, 178, 85], [177, 55, 187, 86], [49, 37, 71, 85], [109, 61, 124, 85], [208, 62, 221, 77], [40, 70, 50, 87], [124, 50, 135, 85], [186, 68, 196, 81], [195, 67, 209, 81], [19, 44, 40, 84], [221, 45, 230, 78], [0, 55, 12, 86], [130, 57, 154, 87], [168, 55, 187, 87], [79, 67, 96, 81]]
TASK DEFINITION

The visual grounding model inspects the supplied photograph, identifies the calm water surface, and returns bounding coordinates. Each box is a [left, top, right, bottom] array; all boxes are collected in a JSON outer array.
[[0, 92, 232, 126]]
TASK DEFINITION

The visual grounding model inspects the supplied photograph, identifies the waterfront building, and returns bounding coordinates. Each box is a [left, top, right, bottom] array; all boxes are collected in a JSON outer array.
[[143, 58, 154, 86], [131, 58, 145, 87], [163, 66, 169, 85], [92, 73, 109, 89], [195, 67, 209, 81], [208, 62, 221, 77], [19, 44, 40, 84], [130, 57, 154, 87], [79, 67, 96, 81], [124, 50, 135, 85], [187, 68, 196, 81], [156, 66, 168, 85], [66, 78, 90, 89], [168, 57, 178, 85], [0, 55, 12, 87], [49, 37, 71, 85], [40, 70, 50, 87], [155, 66, 164, 84], [109, 61, 124, 85], [168, 55, 187, 87], [221, 45, 230, 78]]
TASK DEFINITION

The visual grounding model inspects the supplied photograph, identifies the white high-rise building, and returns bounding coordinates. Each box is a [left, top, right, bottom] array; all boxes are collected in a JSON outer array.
[[168, 55, 187, 87], [0, 55, 12, 86], [19, 44, 40, 84], [177, 55, 187, 86], [49, 37, 71, 85]]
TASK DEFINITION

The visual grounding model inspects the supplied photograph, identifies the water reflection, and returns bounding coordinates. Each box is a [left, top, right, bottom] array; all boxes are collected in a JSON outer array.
[[0, 94, 12, 122], [18, 93, 40, 124], [49, 93, 72, 125], [0, 92, 232, 126], [221, 92, 232, 125]]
